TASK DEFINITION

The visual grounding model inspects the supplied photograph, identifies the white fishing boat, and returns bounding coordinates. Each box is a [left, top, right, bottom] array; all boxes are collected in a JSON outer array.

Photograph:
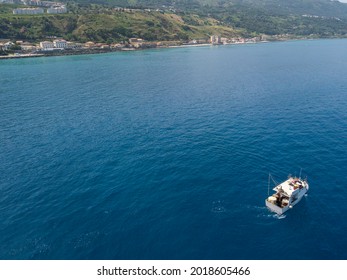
[[265, 173, 309, 215]]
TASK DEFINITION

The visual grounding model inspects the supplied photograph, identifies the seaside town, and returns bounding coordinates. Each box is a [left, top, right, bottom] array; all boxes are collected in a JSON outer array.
[[0, 33, 266, 59], [0, 0, 294, 59]]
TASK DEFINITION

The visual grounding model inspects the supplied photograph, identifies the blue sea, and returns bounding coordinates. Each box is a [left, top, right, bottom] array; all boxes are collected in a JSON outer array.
[[0, 39, 347, 260]]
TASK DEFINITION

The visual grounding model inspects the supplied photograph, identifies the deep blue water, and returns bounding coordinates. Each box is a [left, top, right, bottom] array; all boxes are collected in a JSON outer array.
[[1, 39, 347, 260]]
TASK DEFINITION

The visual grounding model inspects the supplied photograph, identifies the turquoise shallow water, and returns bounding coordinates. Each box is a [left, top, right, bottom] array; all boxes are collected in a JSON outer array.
[[0, 39, 347, 259]]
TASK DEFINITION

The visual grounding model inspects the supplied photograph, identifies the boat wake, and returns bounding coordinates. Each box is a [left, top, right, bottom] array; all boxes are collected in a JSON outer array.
[[252, 205, 287, 220], [211, 200, 226, 213], [274, 214, 286, 219]]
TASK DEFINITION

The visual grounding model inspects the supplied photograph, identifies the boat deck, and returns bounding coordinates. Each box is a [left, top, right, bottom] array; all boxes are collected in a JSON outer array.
[[274, 178, 305, 197]]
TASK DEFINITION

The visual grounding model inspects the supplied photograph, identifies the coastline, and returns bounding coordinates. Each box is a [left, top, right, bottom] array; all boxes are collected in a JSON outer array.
[[1, 37, 345, 60], [0, 41, 269, 60], [0, 53, 45, 59]]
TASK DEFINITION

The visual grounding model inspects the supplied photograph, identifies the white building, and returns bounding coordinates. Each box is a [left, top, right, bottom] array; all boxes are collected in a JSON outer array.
[[53, 39, 67, 49], [129, 38, 143, 44], [22, 1, 64, 7], [68, 42, 83, 49], [20, 42, 37, 51], [2, 41, 15, 51], [210, 35, 221, 45], [39, 41, 54, 50], [13, 8, 44, 15], [47, 5, 67, 14]]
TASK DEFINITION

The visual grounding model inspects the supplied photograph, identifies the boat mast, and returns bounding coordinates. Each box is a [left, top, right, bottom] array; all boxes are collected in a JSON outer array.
[[299, 168, 302, 179], [268, 173, 271, 196]]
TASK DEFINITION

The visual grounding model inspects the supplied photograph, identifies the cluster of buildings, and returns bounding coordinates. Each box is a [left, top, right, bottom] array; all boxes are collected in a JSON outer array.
[[1, 34, 265, 58], [7, 0, 67, 14], [0, 0, 62, 5], [1, 39, 125, 53], [1, 38, 169, 53], [186, 35, 260, 46], [21, 0, 63, 7], [47, 5, 66, 14], [209, 35, 260, 45], [13, 6, 67, 15], [113, 7, 176, 13], [39, 39, 69, 50], [1, 39, 79, 52], [39, 39, 123, 51], [13, 7, 44, 14]]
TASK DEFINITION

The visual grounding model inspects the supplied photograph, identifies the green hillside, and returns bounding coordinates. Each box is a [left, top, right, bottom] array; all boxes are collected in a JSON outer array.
[[58, 0, 347, 19], [1, 0, 347, 42], [57, 0, 347, 37], [0, 7, 243, 42]]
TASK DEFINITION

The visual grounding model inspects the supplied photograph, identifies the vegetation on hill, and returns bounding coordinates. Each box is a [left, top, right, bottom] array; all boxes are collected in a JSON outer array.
[[1, 0, 347, 42], [0, 6, 243, 42], [59, 0, 347, 37], [58, 0, 347, 19], [202, 5, 347, 37]]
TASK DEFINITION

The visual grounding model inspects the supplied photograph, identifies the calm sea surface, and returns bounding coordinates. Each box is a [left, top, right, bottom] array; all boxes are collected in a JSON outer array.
[[1, 39, 347, 260]]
